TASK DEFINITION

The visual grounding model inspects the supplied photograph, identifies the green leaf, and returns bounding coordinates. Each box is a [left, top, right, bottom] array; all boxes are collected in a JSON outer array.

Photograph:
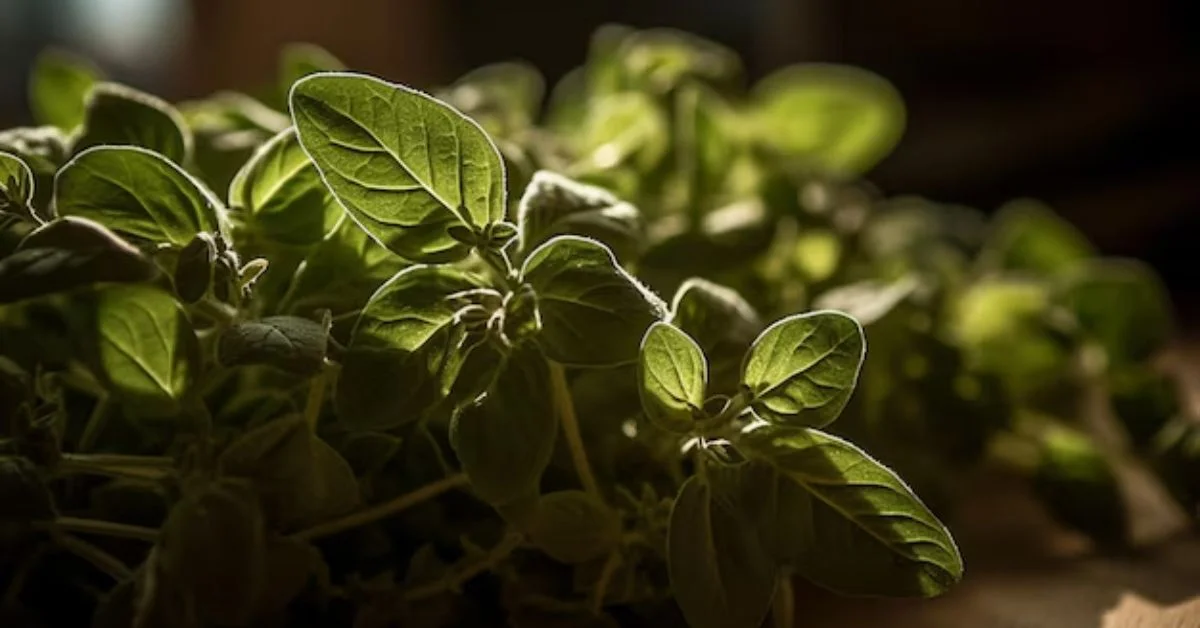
[[0, 150, 35, 207], [450, 346, 556, 505], [290, 72, 506, 262], [283, 217, 409, 316], [516, 170, 641, 263], [337, 265, 488, 429], [172, 233, 217, 304], [257, 534, 324, 616], [29, 48, 101, 131], [0, 126, 69, 176], [218, 416, 360, 530], [55, 146, 227, 246], [441, 61, 545, 136], [741, 311, 865, 428], [1033, 424, 1127, 546], [88, 284, 199, 417], [0, 455, 57, 521], [1059, 259, 1173, 366], [638, 322, 707, 433], [1110, 365, 1180, 448], [72, 82, 192, 164], [982, 199, 1094, 274], [668, 474, 776, 628], [0, 217, 156, 304], [228, 127, 344, 246], [674, 82, 738, 209], [157, 479, 266, 626], [669, 278, 762, 393], [574, 92, 668, 174], [751, 64, 905, 175], [738, 424, 963, 596], [812, 277, 919, 327], [279, 43, 345, 96], [527, 490, 620, 564], [616, 28, 743, 93], [217, 315, 329, 375], [521, 235, 667, 367]]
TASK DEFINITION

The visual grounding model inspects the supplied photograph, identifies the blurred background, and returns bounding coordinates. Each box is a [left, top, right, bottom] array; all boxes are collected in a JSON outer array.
[[1, 0, 1197, 316]]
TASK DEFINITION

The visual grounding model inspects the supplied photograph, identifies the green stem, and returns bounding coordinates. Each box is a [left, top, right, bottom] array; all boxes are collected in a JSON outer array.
[[548, 361, 601, 499], [53, 533, 132, 581], [76, 396, 112, 453], [292, 473, 469, 542], [46, 517, 158, 543], [590, 550, 623, 614], [56, 454, 173, 482], [478, 246, 517, 290], [402, 532, 522, 602], [303, 367, 329, 429], [771, 576, 794, 628]]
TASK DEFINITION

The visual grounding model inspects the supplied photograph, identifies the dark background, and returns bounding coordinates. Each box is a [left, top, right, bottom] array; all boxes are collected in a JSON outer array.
[[2, 0, 1198, 316]]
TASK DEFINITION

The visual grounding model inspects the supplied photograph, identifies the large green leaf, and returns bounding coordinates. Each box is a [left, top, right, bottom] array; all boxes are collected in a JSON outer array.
[[29, 48, 101, 131], [290, 72, 506, 262], [741, 311, 865, 428], [88, 284, 198, 417], [282, 217, 409, 316], [218, 416, 360, 531], [1058, 259, 1173, 367], [217, 315, 329, 376], [668, 474, 776, 628], [521, 235, 667, 367], [336, 265, 489, 429], [527, 490, 620, 564], [72, 83, 192, 164], [574, 92, 669, 174], [638, 322, 707, 433], [669, 278, 762, 393], [450, 346, 556, 505], [738, 424, 962, 597], [515, 170, 641, 263], [228, 127, 344, 246], [751, 64, 904, 175], [55, 146, 227, 246], [0, 151, 34, 208]]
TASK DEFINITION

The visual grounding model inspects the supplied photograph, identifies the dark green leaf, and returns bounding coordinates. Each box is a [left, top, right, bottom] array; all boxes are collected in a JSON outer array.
[[638, 322, 706, 433], [290, 72, 506, 262], [982, 199, 1094, 274], [812, 277, 919, 327], [73, 83, 192, 164], [217, 315, 329, 375], [172, 233, 216, 304], [516, 170, 641, 262], [56, 146, 227, 246], [333, 431, 403, 478], [228, 127, 344, 245], [1059, 259, 1174, 366], [1033, 424, 1127, 546], [279, 43, 345, 96], [29, 48, 101, 130], [450, 346, 556, 505], [88, 284, 198, 417], [738, 424, 962, 596], [0, 126, 69, 176], [257, 534, 323, 616], [751, 64, 904, 175], [0, 455, 56, 521], [527, 490, 620, 564], [283, 216, 409, 316], [668, 474, 776, 628], [218, 416, 359, 530], [741, 311, 865, 428], [157, 479, 266, 626], [669, 278, 762, 393], [1110, 366, 1180, 448], [0, 150, 34, 207], [521, 235, 667, 367], [337, 265, 488, 429], [0, 217, 156, 304]]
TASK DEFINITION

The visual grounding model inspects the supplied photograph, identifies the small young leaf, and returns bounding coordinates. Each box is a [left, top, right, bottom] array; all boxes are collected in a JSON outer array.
[[741, 311, 865, 428], [290, 72, 506, 262], [337, 265, 487, 429], [0, 151, 35, 207], [0, 217, 156, 304], [812, 277, 919, 327], [527, 490, 621, 564], [88, 284, 199, 417], [72, 83, 193, 164], [218, 416, 359, 530], [0, 456, 57, 521], [516, 170, 641, 262], [668, 474, 776, 628], [29, 48, 101, 131], [173, 232, 217, 304], [521, 235, 667, 367], [1059, 259, 1174, 367], [670, 278, 762, 392], [982, 199, 1095, 274], [450, 346, 556, 505], [56, 146, 227, 246], [751, 64, 905, 175], [638, 322, 707, 433], [157, 479, 266, 626], [228, 127, 344, 246], [217, 316, 329, 375], [738, 424, 963, 597]]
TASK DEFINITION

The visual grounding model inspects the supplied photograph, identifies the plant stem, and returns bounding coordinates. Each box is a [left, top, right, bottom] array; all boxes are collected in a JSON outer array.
[[548, 361, 601, 499], [292, 473, 469, 542], [303, 367, 328, 429], [402, 532, 522, 602], [53, 533, 132, 581], [1, 543, 46, 608], [45, 517, 159, 543], [76, 396, 111, 453], [56, 454, 173, 482], [590, 550, 623, 614], [772, 576, 794, 628], [478, 247, 517, 290]]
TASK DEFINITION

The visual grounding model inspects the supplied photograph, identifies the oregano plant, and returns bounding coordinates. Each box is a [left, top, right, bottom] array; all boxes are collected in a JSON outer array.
[[0, 26, 1190, 628]]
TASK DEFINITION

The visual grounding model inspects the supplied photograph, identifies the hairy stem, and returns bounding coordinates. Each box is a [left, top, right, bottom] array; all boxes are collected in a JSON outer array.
[[292, 473, 469, 542], [46, 517, 158, 542], [402, 532, 522, 602], [548, 361, 601, 498], [54, 533, 132, 581]]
